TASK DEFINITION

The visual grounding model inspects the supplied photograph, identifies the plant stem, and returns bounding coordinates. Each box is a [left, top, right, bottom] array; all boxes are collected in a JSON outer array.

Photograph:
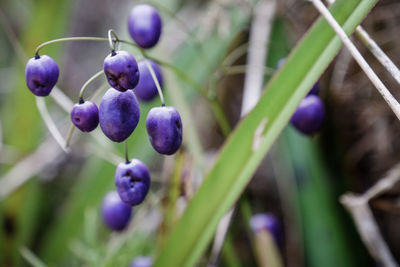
[[143, 59, 165, 106], [310, 0, 400, 120], [78, 70, 104, 101], [64, 124, 76, 149], [124, 140, 130, 164], [34, 36, 140, 56]]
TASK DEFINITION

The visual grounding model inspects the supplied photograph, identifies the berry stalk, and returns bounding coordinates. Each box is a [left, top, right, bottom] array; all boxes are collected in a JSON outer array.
[[78, 70, 104, 101], [143, 59, 165, 106]]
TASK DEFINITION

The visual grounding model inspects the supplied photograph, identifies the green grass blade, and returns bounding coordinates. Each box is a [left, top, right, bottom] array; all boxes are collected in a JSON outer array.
[[154, 0, 377, 266]]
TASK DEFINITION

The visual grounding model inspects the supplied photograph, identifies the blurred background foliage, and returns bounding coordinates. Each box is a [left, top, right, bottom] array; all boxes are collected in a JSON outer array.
[[0, 0, 399, 266]]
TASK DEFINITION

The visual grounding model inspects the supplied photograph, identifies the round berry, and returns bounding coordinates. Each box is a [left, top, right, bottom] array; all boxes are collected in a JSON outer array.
[[25, 55, 59, 96], [104, 50, 140, 92], [101, 191, 132, 231], [135, 59, 163, 102], [128, 4, 162, 49], [290, 95, 325, 135], [71, 100, 99, 132], [146, 106, 182, 155], [115, 159, 151, 206], [130, 256, 153, 267], [250, 213, 282, 247], [99, 88, 140, 142]]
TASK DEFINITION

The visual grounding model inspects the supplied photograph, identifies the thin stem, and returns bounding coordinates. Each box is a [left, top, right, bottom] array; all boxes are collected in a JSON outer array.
[[35, 97, 69, 153], [221, 43, 249, 67], [79, 70, 104, 100], [124, 140, 130, 164], [108, 29, 120, 52], [355, 26, 400, 87], [310, 0, 400, 121], [64, 124, 76, 149], [144, 59, 165, 106], [34, 36, 141, 56], [35, 37, 108, 55]]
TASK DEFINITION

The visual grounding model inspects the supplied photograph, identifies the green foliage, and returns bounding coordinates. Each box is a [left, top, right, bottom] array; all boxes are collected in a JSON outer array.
[[154, 0, 377, 266]]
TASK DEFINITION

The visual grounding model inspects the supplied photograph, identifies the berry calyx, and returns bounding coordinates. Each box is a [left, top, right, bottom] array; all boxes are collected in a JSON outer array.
[[290, 94, 325, 135], [128, 4, 162, 49], [146, 106, 182, 155], [71, 100, 99, 132], [115, 159, 151, 206], [101, 191, 132, 231], [103, 50, 140, 92], [25, 55, 59, 96], [135, 59, 163, 102], [99, 88, 140, 142]]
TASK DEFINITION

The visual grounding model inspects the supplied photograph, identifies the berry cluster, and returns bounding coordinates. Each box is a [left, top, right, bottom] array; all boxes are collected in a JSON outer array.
[[277, 58, 325, 135], [24, 4, 182, 232]]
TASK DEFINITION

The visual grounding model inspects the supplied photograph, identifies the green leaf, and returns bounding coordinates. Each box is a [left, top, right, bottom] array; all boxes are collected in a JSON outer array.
[[154, 0, 378, 266]]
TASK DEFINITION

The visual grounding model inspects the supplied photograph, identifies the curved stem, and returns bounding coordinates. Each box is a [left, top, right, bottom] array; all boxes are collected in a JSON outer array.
[[79, 70, 104, 101], [108, 29, 120, 52], [124, 140, 130, 164], [35, 37, 108, 55], [144, 59, 165, 106], [35, 36, 141, 56], [65, 124, 76, 149]]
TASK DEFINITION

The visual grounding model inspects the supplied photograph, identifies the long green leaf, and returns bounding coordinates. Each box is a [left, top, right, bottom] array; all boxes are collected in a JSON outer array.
[[154, 0, 377, 266]]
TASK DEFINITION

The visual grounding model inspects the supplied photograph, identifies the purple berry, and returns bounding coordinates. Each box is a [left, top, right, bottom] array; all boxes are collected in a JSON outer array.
[[130, 256, 153, 267], [290, 95, 325, 135], [104, 50, 140, 92], [250, 213, 282, 247], [101, 191, 132, 231], [128, 4, 162, 49], [146, 106, 182, 155], [25, 55, 59, 96], [115, 159, 151, 206], [99, 88, 140, 142], [135, 59, 163, 102], [71, 100, 99, 132]]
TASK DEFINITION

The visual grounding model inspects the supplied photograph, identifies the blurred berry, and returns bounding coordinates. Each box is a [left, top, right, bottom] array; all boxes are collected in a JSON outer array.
[[130, 256, 153, 267], [250, 213, 281, 247], [128, 4, 162, 49], [101, 191, 132, 231], [290, 94, 325, 135]]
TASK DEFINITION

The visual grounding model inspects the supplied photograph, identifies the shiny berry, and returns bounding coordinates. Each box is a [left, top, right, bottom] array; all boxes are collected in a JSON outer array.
[[130, 256, 153, 267], [250, 213, 282, 247], [135, 59, 163, 102], [101, 191, 132, 231], [290, 95, 325, 135], [71, 100, 99, 132], [115, 159, 151, 206], [146, 106, 182, 155], [128, 4, 162, 49], [104, 50, 140, 91], [99, 88, 140, 142], [25, 55, 59, 96]]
